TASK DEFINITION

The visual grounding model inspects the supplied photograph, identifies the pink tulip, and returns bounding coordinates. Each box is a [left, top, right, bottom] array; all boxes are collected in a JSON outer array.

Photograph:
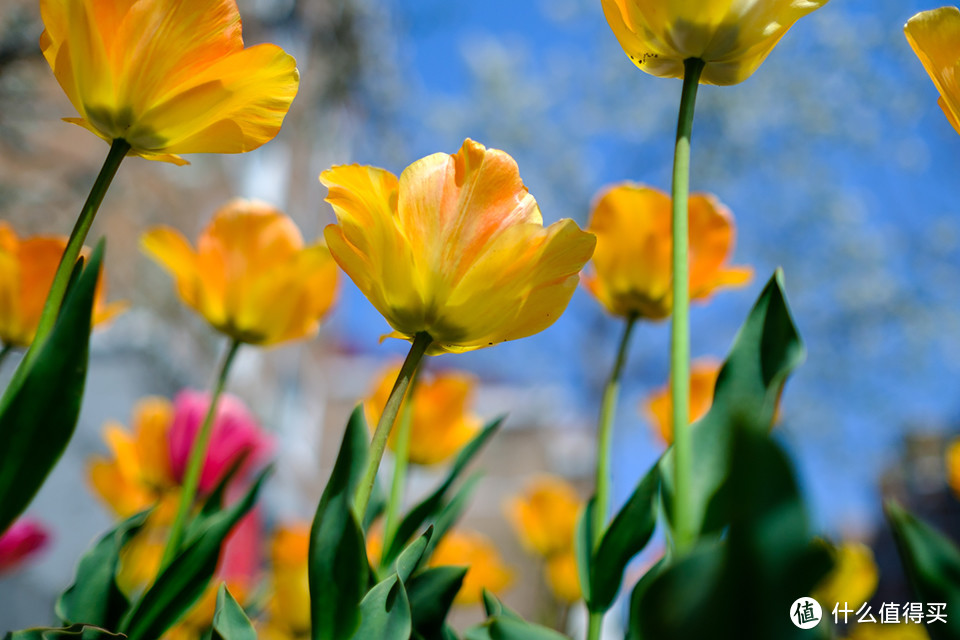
[[168, 390, 273, 494], [0, 518, 50, 574]]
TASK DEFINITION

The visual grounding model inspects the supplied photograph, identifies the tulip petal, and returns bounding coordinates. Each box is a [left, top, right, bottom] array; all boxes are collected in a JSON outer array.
[[906, 7, 960, 136]]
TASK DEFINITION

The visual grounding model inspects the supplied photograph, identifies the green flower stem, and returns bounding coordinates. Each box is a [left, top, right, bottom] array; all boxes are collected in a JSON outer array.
[[160, 339, 242, 569], [587, 314, 637, 640], [381, 369, 421, 558], [671, 57, 705, 555], [354, 331, 432, 519], [24, 138, 129, 370]]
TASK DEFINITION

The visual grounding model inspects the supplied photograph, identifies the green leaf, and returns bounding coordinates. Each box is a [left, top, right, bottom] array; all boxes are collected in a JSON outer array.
[[56, 508, 151, 628], [489, 617, 569, 640], [633, 427, 831, 639], [626, 557, 666, 640], [0, 244, 104, 535], [119, 466, 270, 640], [395, 526, 433, 582], [588, 462, 659, 612], [383, 417, 503, 565], [351, 574, 412, 640], [422, 472, 482, 562], [210, 583, 257, 640], [660, 270, 805, 538], [3, 624, 125, 639], [480, 590, 522, 621], [573, 497, 595, 605], [886, 501, 960, 640], [407, 566, 467, 637], [310, 406, 371, 640]]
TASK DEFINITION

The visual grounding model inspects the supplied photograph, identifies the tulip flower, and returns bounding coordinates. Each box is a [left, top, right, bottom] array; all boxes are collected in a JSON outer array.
[[585, 183, 751, 322], [321, 138, 595, 355], [88, 393, 272, 518], [545, 551, 582, 604], [261, 524, 312, 640], [645, 359, 721, 446], [506, 476, 582, 558], [429, 530, 514, 605], [39, 0, 299, 165], [142, 199, 338, 347], [365, 364, 481, 466], [906, 7, 960, 137], [0, 518, 49, 574], [812, 542, 879, 615], [601, 0, 829, 86], [323, 138, 595, 518], [0, 223, 123, 350]]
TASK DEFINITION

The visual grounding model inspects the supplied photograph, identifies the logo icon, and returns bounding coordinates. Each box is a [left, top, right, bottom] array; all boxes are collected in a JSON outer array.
[[790, 597, 822, 629]]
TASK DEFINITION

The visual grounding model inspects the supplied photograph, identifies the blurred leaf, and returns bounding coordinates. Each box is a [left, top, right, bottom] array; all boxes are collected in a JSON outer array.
[[588, 463, 659, 612], [574, 497, 595, 605], [422, 472, 482, 562], [886, 501, 960, 640], [383, 417, 503, 565], [118, 467, 270, 640], [183, 451, 250, 545], [441, 625, 460, 640], [310, 406, 370, 640], [0, 244, 103, 535], [210, 583, 256, 640], [481, 589, 522, 620], [3, 624, 125, 639], [489, 617, 569, 640], [661, 270, 805, 538], [56, 508, 150, 628], [407, 566, 467, 637], [626, 557, 666, 640], [633, 427, 831, 639], [351, 574, 411, 640]]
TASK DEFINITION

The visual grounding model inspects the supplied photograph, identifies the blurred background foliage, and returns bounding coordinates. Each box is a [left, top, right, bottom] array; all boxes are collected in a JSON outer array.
[[2, 0, 960, 631]]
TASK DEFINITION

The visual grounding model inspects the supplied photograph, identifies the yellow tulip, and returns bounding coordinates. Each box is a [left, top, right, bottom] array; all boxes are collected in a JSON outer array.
[[906, 7, 960, 136], [142, 199, 338, 346], [645, 358, 721, 445], [545, 551, 582, 604], [812, 542, 879, 614], [601, 0, 828, 86], [945, 439, 960, 497], [321, 139, 596, 354], [39, 0, 299, 165], [0, 223, 124, 348], [584, 183, 751, 321], [364, 363, 481, 465], [264, 525, 312, 638], [506, 475, 582, 558], [429, 530, 514, 605]]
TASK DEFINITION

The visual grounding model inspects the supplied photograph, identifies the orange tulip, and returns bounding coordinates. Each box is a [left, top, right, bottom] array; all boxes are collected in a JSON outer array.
[[261, 524, 312, 639], [645, 358, 721, 445], [429, 530, 514, 605], [0, 223, 123, 348], [365, 363, 481, 465], [506, 475, 582, 558], [321, 139, 596, 354], [584, 183, 751, 321], [545, 551, 582, 604], [906, 8, 960, 136], [142, 199, 338, 346], [39, 0, 299, 165]]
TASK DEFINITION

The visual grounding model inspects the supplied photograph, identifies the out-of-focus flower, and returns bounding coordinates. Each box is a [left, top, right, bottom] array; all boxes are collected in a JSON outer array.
[[0, 518, 50, 574], [89, 392, 272, 517], [584, 183, 751, 321], [142, 199, 338, 346], [645, 358, 721, 445], [365, 364, 481, 465], [906, 8, 960, 137], [506, 476, 581, 558], [813, 542, 879, 613], [321, 138, 596, 354], [946, 439, 960, 497], [0, 223, 124, 348], [429, 530, 513, 605], [601, 0, 828, 86], [545, 551, 582, 603], [39, 0, 299, 165], [844, 623, 930, 640], [260, 524, 311, 640]]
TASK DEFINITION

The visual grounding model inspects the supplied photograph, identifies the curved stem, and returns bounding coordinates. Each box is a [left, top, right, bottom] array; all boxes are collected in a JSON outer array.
[[160, 339, 242, 569], [354, 332, 432, 519], [587, 315, 636, 640], [381, 368, 421, 558], [25, 139, 129, 368], [671, 57, 704, 555]]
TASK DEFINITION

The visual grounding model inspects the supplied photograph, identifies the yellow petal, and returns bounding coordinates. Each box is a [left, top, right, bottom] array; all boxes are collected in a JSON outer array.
[[645, 358, 722, 446], [906, 7, 960, 136], [429, 530, 513, 605], [141, 226, 201, 310], [545, 552, 582, 603], [506, 475, 582, 558], [812, 542, 879, 612]]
